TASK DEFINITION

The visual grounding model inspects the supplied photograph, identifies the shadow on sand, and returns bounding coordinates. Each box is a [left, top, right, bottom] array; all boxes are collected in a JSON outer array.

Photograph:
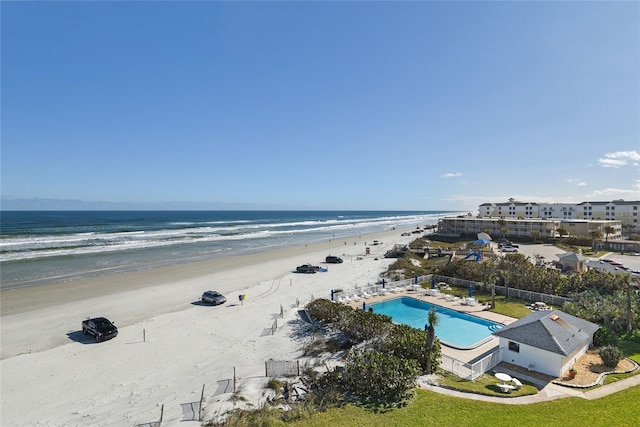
[[66, 330, 99, 344]]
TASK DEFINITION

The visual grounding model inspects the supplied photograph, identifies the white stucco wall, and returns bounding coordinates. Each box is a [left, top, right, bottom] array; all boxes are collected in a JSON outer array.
[[498, 338, 589, 377]]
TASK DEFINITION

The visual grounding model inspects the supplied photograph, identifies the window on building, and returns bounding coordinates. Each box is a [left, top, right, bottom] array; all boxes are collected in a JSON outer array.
[[508, 341, 520, 353]]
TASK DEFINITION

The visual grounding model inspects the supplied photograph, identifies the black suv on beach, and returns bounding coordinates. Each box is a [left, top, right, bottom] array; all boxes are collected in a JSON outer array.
[[325, 255, 343, 263], [296, 264, 320, 273], [82, 317, 118, 342]]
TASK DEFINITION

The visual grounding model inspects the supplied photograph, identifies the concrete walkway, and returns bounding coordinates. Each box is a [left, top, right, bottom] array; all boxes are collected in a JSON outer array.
[[418, 370, 640, 404]]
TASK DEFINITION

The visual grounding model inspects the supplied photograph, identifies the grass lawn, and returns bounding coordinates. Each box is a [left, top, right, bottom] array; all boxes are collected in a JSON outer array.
[[438, 286, 533, 318], [437, 371, 538, 397], [281, 385, 640, 427]]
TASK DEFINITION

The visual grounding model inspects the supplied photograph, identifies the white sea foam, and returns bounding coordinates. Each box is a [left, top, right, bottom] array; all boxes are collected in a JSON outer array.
[[0, 211, 458, 287]]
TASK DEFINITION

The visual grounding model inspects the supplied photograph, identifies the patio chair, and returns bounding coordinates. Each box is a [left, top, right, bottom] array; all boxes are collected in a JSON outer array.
[[512, 378, 522, 390]]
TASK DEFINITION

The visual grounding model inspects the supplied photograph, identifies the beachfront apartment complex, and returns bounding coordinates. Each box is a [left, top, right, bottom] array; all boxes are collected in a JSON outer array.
[[436, 199, 640, 243], [437, 216, 623, 240], [477, 200, 639, 231]]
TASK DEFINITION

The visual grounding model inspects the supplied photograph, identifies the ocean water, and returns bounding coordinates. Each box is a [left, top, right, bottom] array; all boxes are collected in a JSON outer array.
[[0, 210, 454, 289]]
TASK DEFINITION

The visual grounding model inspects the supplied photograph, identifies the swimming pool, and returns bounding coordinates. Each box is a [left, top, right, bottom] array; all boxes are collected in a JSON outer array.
[[369, 297, 503, 349]]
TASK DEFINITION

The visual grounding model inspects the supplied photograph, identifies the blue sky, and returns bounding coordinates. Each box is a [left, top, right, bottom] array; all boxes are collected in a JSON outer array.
[[2, 1, 639, 211]]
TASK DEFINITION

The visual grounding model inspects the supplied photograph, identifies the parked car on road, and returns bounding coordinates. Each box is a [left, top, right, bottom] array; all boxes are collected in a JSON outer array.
[[82, 317, 118, 342], [501, 246, 518, 253], [296, 264, 320, 273], [325, 255, 343, 264], [201, 290, 227, 305]]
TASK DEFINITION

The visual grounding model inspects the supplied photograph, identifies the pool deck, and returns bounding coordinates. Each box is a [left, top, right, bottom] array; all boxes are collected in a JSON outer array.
[[347, 288, 640, 403], [348, 287, 517, 364]]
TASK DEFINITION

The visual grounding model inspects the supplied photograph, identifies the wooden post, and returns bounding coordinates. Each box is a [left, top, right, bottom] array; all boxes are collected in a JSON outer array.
[[265, 361, 268, 377], [143, 328, 146, 343], [233, 367, 237, 392], [159, 404, 164, 425], [199, 384, 205, 421]]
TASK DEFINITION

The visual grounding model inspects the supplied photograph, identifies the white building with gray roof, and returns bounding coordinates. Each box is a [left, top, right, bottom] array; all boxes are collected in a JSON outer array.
[[493, 310, 599, 377]]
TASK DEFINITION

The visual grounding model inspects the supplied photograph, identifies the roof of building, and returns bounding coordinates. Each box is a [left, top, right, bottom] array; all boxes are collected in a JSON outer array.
[[479, 202, 539, 207], [479, 200, 639, 207], [492, 310, 599, 356], [577, 201, 640, 206], [558, 252, 589, 262]]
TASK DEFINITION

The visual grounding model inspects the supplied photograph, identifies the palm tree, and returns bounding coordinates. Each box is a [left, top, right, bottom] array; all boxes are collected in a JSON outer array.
[[497, 219, 507, 239], [478, 260, 497, 309], [424, 308, 439, 374], [589, 230, 603, 251], [531, 230, 540, 243], [557, 227, 569, 239], [604, 225, 615, 243]]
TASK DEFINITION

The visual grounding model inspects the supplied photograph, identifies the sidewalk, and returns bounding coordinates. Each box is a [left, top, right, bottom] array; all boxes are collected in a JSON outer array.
[[418, 370, 640, 404]]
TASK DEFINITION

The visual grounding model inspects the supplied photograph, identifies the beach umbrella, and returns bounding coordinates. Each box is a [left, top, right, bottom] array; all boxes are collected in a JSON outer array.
[[362, 302, 366, 310], [415, 274, 418, 284], [468, 285, 473, 297], [331, 289, 335, 301], [382, 278, 386, 288], [431, 277, 436, 289]]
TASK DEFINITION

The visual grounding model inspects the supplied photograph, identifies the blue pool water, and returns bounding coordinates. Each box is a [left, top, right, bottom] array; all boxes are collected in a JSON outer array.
[[370, 297, 503, 349]]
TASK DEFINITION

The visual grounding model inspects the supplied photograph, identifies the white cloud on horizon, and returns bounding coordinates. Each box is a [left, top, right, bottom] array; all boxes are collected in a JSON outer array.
[[441, 172, 463, 178], [598, 150, 640, 168], [584, 187, 640, 199]]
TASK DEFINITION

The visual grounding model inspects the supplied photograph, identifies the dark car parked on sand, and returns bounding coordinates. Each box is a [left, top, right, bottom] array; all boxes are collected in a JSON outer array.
[[296, 264, 320, 273], [82, 317, 118, 342], [325, 255, 343, 264]]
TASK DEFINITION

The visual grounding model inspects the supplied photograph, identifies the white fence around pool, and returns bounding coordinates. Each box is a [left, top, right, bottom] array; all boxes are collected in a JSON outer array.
[[332, 273, 572, 307], [440, 347, 502, 381]]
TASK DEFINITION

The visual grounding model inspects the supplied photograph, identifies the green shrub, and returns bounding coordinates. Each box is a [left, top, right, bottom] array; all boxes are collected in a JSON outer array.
[[598, 345, 623, 368], [343, 347, 420, 405], [593, 326, 620, 347]]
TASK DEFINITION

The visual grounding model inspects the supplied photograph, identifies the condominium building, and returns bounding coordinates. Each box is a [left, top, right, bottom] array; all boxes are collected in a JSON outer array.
[[437, 216, 622, 240], [478, 200, 639, 232]]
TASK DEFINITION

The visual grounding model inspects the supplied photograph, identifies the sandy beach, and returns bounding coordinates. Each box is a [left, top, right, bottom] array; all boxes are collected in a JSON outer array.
[[0, 227, 417, 426]]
